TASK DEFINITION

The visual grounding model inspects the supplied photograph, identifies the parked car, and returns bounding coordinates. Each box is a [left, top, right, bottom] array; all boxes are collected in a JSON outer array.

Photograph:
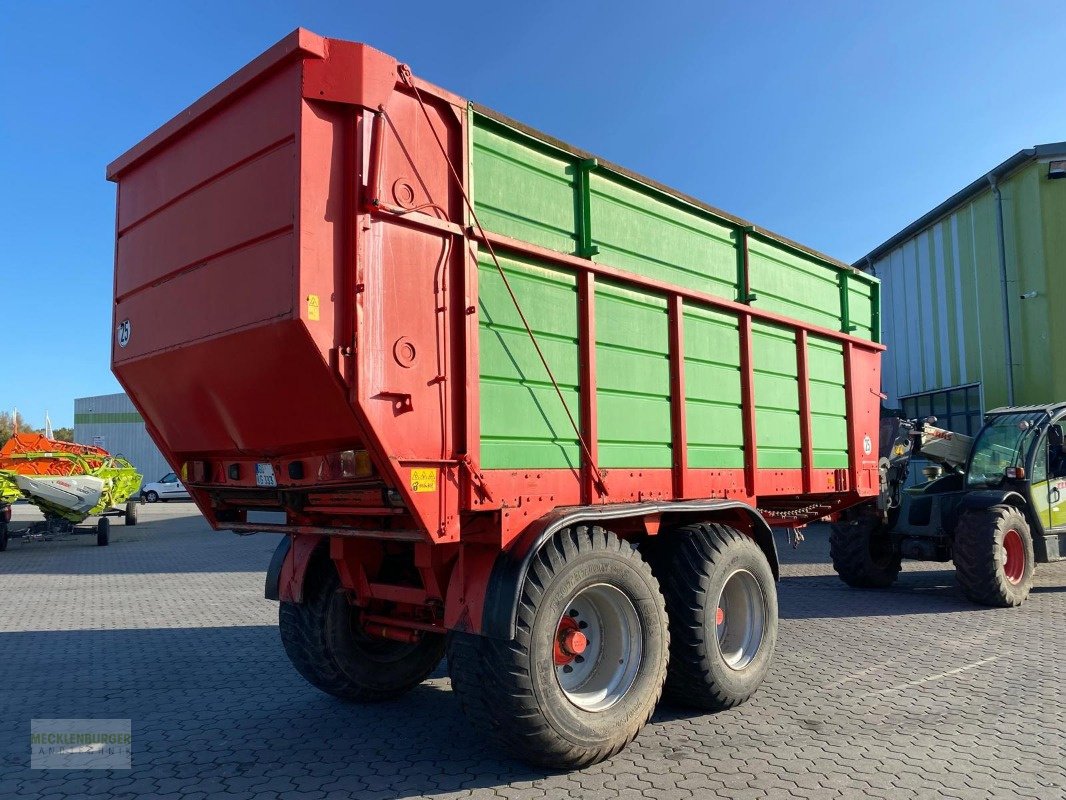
[[140, 473, 189, 502]]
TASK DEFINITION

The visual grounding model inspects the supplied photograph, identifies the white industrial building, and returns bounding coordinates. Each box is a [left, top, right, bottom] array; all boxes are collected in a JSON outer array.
[[74, 392, 171, 489]]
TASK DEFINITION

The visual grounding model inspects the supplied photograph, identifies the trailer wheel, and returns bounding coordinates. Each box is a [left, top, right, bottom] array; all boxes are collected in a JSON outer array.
[[96, 517, 110, 546], [279, 564, 444, 702], [125, 501, 139, 526], [648, 523, 777, 711], [954, 505, 1034, 607], [0, 524, 7, 552], [448, 525, 668, 769], [829, 507, 901, 588]]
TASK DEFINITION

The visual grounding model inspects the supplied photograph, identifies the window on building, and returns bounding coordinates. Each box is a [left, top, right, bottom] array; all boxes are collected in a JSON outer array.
[[900, 384, 982, 436]]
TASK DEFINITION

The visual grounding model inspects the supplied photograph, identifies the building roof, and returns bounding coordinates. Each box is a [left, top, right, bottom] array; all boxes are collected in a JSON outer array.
[[854, 142, 1066, 268]]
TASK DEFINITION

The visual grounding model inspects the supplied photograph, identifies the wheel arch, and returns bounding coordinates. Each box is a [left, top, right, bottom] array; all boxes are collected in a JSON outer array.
[[960, 489, 1028, 512], [265, 533, 327, 602], [479, 500, 777, 641]]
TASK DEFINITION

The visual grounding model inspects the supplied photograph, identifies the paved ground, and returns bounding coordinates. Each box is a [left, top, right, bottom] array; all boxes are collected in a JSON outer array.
[[1, 502, 1065, 799]]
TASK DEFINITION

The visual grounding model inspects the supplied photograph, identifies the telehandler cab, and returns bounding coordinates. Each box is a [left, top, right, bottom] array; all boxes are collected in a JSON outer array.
[[832, 403, 1066, 607]]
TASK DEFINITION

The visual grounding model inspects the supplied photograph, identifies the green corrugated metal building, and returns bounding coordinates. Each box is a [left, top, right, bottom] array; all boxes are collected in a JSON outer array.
[[858, 143, 1066, 432]]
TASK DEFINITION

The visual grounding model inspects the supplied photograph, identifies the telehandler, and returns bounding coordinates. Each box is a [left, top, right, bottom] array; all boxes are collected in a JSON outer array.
[[832, 403, 1066, 606]]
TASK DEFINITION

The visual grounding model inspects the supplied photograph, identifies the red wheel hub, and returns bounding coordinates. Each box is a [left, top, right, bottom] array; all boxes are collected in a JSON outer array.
[[554, 616, 588, 665], [715, 606, 725, 626], [1003, 529, 1025, 585]]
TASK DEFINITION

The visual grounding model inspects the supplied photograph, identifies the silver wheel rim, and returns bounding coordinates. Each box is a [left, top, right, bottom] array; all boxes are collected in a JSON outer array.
[[554, 583, 643, 712], [716, 569, 766, 670]]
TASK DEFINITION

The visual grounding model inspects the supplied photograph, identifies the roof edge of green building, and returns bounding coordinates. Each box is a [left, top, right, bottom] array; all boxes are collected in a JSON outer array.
[[855, 142, 1066, 268]]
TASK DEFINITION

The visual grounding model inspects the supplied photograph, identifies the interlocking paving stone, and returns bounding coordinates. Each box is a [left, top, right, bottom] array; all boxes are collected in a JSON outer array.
[[2, 501, 1065, 798]]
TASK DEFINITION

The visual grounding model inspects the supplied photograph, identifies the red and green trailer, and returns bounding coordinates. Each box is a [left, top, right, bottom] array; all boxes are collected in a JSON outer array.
[[108, 29, 882, 768]]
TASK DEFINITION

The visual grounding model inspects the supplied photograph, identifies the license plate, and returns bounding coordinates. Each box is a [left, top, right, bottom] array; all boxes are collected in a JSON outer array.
[[255, 463, 277, 487]]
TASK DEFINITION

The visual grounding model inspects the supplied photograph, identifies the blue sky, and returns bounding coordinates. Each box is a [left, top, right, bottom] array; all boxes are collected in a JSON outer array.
[[2, 1, 1064, 426]]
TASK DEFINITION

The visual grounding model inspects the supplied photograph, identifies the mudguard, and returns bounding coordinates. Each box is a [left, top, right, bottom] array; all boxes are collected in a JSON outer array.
[[479, 499, 778, 640], [960, 489, 1028, 511], [264, 533, 324, 602], [264, 535, 292, 601]]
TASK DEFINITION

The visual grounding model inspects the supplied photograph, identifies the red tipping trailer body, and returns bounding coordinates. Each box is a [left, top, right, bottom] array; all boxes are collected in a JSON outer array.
[[109, 29, 883, 766]]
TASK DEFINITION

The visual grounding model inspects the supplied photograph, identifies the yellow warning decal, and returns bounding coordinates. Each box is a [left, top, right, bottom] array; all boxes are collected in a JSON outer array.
[[307, 294, 320, 321], [410, 468, 437, 493]]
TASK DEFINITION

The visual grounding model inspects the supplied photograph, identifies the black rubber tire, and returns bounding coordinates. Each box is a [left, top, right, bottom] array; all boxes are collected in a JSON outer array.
[[447, 525, 669, 770], [648, 523, 778, 711], [97, 517, 110, 547], [829, 506, 901, 588], [125, 500, 139, 526], [0, 523, 8, 552], [954, 505, 1034, 607], [279, 563, 445, 702], [144, 491, 159, 503]]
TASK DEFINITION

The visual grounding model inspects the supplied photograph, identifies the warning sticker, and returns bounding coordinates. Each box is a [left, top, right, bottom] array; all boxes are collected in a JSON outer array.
[[410, 468, 437, 493], [307, 294, 320, 321]]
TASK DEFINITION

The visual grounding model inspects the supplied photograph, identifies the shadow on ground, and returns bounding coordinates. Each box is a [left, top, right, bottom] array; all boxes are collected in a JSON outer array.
[[0, 529, 281, 576], [777, 568, 991, 619]]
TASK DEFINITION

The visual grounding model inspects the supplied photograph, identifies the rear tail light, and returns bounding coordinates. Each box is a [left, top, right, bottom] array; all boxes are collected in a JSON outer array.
[[318, 450, 373, 480], [184, 460, 211, 482], [1006, 466, 1026, 479], [184, 452, 371, 484]]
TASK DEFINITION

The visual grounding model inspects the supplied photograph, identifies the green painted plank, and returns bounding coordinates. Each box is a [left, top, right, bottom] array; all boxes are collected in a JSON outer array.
[[596, 281, 672, 468], [747, 239, 843, 333], [587, 172, 739, 299], [684, 304, 743, 468], [472, 121, 577, 254], [807, 336, 848, 468], [846, 278, 873, 340], [477, 252, 580, 469], [752, 322, 800, 468]]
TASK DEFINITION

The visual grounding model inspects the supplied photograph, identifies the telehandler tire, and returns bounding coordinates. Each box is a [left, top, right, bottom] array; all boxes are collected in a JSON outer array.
[[830, 507, 901, 588], [447, 525, 669, 769], [649, 522, 777, 711], [279, 564, 445, 702], [954, 504, 1034, 607]]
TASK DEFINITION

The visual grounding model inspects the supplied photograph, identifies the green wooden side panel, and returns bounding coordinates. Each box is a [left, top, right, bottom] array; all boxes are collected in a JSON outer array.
[[807, 336, 849, 468], [587, 172, 739, 299], [472, 123, 577, 254], [470, 111, 876, 470], [595, 281, 672, 467], [747, 239, 842, 333], [478, 252, 580, 469], [752, 321, 801, 468], [846, 279, 874, 341], [683, 304, 744, 468], [470, 112, 878, 337]]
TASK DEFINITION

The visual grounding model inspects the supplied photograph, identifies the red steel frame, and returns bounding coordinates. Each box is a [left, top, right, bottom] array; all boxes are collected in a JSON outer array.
[[108, 29, 884, 639]]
